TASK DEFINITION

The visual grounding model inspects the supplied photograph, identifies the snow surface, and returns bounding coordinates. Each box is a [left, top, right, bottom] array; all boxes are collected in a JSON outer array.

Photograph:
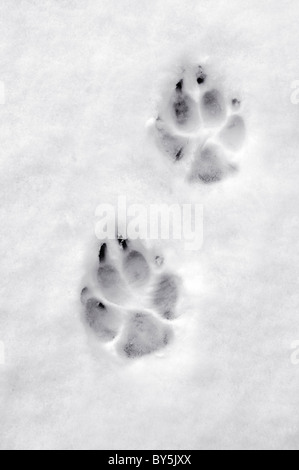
[[1, 0, 299, 450]]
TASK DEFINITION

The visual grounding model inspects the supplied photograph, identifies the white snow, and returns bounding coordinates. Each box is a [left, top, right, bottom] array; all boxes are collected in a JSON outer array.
[[1, 0, 299, 450]]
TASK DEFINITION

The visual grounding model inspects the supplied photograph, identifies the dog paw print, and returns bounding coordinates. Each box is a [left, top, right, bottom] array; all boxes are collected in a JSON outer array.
[[153, 63, 246, 184], [80, 238, 181, 359]]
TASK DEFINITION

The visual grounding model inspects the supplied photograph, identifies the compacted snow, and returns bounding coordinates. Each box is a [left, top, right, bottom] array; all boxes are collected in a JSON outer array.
[[1, 0, 299, 450]]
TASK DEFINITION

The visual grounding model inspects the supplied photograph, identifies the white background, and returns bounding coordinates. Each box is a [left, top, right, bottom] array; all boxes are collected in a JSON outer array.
[[0, 0, 299, 450]]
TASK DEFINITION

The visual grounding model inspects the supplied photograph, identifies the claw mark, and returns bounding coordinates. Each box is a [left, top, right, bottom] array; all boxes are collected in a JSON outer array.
[[196, 65, 206, 85], [99, 243, 107, 263], [232, 98, 241, 108], [118, 236, 128, 250], [176, 79, 184, 91], [155, 256, 164, 267], [175, 147, 184, 161]]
